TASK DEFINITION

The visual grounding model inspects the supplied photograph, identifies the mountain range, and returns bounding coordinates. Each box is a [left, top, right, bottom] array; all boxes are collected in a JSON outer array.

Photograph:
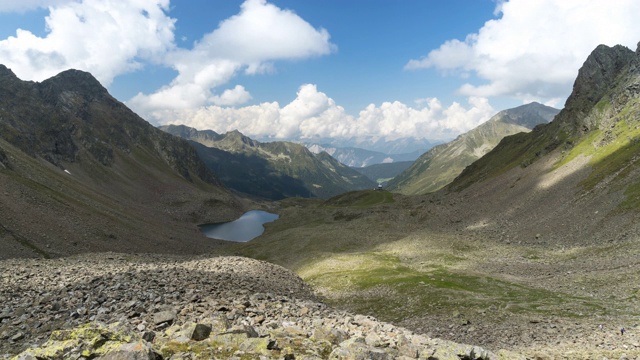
[[159, 125, 376, 200], [387, 102, 559, 194], [2, 41, 640, 358], [305, 143, 425, 167], [450, 43, 640, 194], [298, 136, 437, 157]]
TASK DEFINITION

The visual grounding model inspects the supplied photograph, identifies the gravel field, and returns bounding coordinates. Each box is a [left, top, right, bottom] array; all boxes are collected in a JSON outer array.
[[0, 253, 514, 359]]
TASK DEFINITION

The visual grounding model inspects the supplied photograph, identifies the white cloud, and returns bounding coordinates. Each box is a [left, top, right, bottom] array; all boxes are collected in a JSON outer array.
[[0, 0, 175, 85], [128, 59, 241, 112], [405, 0, 640, 104], [199, 0, 335, 63], [0, 0, 335, 117], [155, 84, 494, 143], [129, 0, 336, 115], [211, 85, 252, 106]]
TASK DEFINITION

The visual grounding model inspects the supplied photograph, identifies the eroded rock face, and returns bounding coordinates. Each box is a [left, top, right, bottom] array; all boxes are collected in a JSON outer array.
[[2, 254, 510, 360], [562, 43, 640, 134]]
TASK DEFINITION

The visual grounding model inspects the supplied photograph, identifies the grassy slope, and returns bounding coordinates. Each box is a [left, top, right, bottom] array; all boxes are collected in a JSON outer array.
[[388, 104, 558, 195], [448, 121, 569, 192], [218, 189, 635, 322], [555, 97, 640, 207], [389, 124, 535, 195], [0, 134, 242, 259]]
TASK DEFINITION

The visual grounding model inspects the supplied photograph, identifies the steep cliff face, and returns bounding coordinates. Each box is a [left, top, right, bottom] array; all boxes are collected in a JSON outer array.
[[557, 44, 639, 135]]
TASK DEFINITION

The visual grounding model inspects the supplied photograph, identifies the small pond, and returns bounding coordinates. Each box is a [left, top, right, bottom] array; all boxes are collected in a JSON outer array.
[[198, 210, 279, 242]]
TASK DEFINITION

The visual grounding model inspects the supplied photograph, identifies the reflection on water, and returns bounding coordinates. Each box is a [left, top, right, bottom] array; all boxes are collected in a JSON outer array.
[[199, 210, 279, 242]]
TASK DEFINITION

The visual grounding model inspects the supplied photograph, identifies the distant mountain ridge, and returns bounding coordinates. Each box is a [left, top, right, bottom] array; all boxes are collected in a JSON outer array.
[[306, 143, 424, 167], [300, 136, 438, 157], [0, 65, 242, 259], [352, 161, 414, 185], [387, 102, 559, 194], [160, 125, 376, 199]]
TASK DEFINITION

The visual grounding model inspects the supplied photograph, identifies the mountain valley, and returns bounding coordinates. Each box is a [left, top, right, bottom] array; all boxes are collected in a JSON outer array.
[[306, 143, 425, 168], [160, 125, 376, 200], [2, 41, 640, 359], [195, 42, 640, 357]]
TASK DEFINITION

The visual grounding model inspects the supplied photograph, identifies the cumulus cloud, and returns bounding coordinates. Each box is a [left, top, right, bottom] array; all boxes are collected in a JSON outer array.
[[0, 0, 175, 85], [129, 0, 336, 115], [156, 84, 494, 142], [405, 0, 640, 105], [211, 85, 252, 106], [1, 0, 335, 114], [198, 0, 335, 63]]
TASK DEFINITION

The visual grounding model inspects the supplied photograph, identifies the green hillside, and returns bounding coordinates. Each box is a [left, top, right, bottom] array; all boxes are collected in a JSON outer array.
[[388, 102, 558, 195], [450, 44, 640, 195]]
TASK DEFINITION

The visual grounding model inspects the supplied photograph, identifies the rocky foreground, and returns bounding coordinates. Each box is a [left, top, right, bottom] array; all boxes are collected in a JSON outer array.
[[0, 253, 517, 360]]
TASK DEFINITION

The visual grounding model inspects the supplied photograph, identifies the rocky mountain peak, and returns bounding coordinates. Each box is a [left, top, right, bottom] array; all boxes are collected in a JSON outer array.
[[0, 64, 18, 81], [449, 40, 640, 192], [496, 102, 559, 128], [560, 43, 639, 133], [0, 66, 222, 186], [38, 68, 109, 103], [572, 44, 635, 100], [224, 129, 260, 148]]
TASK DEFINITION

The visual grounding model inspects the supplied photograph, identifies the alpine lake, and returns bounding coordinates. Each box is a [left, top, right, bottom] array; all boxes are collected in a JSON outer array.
[[199, 210, 279, 242]]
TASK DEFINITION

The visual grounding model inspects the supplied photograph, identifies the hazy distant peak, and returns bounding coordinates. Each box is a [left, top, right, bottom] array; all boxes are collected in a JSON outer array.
[[494, 102, 560, 128], [160, 124, 222, 141], [388, 102, 557, 195]]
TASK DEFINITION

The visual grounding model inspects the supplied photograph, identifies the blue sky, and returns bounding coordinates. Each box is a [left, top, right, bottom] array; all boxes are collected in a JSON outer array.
[[143, 0, 497, 114], [0, 0, 639, 148]]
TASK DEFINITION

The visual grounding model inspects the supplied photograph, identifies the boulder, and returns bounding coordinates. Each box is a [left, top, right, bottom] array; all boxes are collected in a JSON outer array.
[[152, 309, 177, 326], [190, 324, 211, 341]]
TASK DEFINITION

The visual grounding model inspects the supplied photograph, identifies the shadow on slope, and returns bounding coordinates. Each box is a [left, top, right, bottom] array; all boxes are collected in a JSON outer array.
[[210, 42, 640, 355], [0, 138, 242, 260], [214, 138, 640, 353], [191, 141, 311, 200]]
